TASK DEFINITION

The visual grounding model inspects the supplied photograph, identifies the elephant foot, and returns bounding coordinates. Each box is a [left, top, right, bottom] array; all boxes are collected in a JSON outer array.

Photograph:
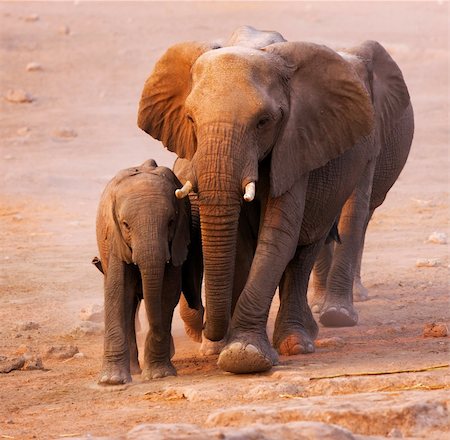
[[217, 333, 278, 374], [98, 361, 132, 386], [353, 277, 369, 302], [276, 333, 315, 356], [142, 361, 176, 380], [319, 303, 358, 327], [199, 335, 226, 356]]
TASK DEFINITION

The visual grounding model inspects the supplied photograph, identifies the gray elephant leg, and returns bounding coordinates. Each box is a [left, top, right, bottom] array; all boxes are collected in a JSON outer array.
[[273, 240, 324, 356], [352, 209, 373, 302], [99, 255, 133, 385], [128, 293, 142, 375], [142, 264, 181, 380], [319, 161, 375, 327], [218, 177, 308, 374], [310, 242, 334, 313]]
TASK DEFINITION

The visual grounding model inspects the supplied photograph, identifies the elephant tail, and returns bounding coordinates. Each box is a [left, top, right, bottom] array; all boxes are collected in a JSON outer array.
[[92, 256, 104, 274]]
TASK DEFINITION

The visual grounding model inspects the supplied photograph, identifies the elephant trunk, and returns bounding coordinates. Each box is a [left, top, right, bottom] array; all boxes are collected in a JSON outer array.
[[194, 124, 250, 342]]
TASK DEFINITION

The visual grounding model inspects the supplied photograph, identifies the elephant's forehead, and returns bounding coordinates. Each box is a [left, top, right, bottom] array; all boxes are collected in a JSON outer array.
[[194, 47, 273, 78]]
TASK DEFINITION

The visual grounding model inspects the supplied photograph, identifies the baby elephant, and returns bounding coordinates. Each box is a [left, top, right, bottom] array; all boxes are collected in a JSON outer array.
[[95, 159, 191, 385]]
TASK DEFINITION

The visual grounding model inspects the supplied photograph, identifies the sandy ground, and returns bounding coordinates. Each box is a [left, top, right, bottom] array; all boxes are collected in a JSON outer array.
[[0, 1, 449, 439]]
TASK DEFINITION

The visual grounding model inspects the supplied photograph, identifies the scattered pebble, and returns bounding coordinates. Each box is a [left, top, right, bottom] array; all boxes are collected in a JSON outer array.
[[24, 14, 39, 22], [71, 321, 104, 337], [51, 127, 78, 139], [26, 62, 42, 72], [73, 352, 85, 359], [58, 25, 70, 35], [315, 337, 345, 348], [23, 355, 44, 371], [0, 356, 25, 373], [423, 322, 448, 338], [80, 304, 104, 323], [411, 198, 435, 207], [15, 321, 40, 331], [44, 344, 79, 359], [427, 232, 447, 245], [388, 427, 404, 438], [12, 214, 23, 221], [17, 126, 31, 136], [416, 258, 442, 268], [5, 89, 34, 103]]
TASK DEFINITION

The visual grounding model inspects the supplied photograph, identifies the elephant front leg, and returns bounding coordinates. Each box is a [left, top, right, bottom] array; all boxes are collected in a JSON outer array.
[[218, 177, 308, 374], [142, 265, 180, 380], [274, 240, 325, 356], [320, 162, 375, 327], [99, 256, 132, 385]]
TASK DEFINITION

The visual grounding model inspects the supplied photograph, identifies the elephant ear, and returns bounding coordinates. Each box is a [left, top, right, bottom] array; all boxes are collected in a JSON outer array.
[[263, 42, 375, 198], [347, 40, 410, 145], [171, 195, 191, 267], [137, 42, 215, 159]]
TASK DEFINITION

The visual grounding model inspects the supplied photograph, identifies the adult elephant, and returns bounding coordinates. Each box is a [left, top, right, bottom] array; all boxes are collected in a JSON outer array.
[[137, 28, 409, 373], [310, 44, 414, 327]]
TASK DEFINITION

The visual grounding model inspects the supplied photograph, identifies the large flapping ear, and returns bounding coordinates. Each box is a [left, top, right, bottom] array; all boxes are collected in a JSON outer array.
[[137, 42, 216, 159], [110, 194, 133, 264], [171, 195, 191, 267], [347, 40, 410, 145], [263, 42, 375, 198]]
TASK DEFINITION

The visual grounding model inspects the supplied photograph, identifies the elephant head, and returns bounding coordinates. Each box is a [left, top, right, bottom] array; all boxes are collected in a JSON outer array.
[[137, 38, 374, 341]]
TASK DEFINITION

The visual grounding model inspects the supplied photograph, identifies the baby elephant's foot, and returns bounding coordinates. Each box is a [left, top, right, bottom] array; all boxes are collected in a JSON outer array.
[[319, 302, 358, 327], [142, 361, 176, 380], [98, 361, 132, 386], [274, 329, 315, 356], [217, 333, 278, 374], [199, 335, 227, 356]]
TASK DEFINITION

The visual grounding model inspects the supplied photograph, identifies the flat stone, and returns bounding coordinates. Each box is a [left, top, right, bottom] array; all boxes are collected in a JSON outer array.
[[427, 232, 447, 244], [80, 304, 104, 323], [0, 356, 25, 373], [205, 389, 450, 438], [71, 321, 104, 336], [316, 337, 346, 348], [26, 62, 43, 71], [5, 89, 34, 103], [416, 258, 442, 267]]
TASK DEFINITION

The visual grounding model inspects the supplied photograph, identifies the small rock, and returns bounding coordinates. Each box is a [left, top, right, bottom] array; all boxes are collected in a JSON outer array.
[[24, 14, 39, 22], [17, 127, 30, 136], [0, 356, 25, 373], [315, 337, 345, 348], [51, 127, 77, 139], [5, 89, 34, 103], [427, 232, 447, 245], [23, 355, 44, 371], [15, 321, 40, 331], [44, 344, 79, 359], [80, 304, 104, 323], [416, 258, 441, 268], [71, 321, 104, 336], [26, 62, 42, 72], [58, 25, 70, 35], [423, 322, 448, 338], [12, 214, 23, 221], [73, 352, 85, 359]]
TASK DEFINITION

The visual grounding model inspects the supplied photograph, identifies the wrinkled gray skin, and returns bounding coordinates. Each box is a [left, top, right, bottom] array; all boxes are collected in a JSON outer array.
[[310, 76, 413, 327], [96, 160, 191, 384], [137, 26, 412, 373]]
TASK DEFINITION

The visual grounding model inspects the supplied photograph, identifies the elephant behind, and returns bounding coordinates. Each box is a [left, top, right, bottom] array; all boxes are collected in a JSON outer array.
[[95, 159, 193, 384]]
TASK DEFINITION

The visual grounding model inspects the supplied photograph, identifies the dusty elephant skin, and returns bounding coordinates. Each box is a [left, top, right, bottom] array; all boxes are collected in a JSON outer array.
[[136, 26, 412, 374], [310, 44, 414, 327], [95, 159, 192, 384]]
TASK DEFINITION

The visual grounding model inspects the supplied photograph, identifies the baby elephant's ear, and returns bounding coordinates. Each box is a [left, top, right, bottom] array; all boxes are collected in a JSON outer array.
[[137, 42, 215, 160], [171, 196, 190, 267]]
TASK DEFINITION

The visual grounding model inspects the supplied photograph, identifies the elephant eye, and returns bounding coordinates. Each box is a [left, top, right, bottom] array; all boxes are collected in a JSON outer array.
[[186, 114, 194, 124], [257, 116, 270, 129], [122, 220, 130, 230]]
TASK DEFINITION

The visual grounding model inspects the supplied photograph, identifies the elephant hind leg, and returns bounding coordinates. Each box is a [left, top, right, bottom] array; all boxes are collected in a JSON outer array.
[[273, 240, 323, 356]]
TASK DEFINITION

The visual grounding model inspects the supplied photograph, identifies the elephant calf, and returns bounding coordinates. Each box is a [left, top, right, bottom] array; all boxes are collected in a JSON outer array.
[[94, 159, 192, 385]]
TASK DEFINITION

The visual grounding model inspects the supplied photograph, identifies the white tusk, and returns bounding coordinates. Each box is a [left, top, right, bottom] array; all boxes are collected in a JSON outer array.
[[175, 180, 193, 199], [243, 182, 256, 202]]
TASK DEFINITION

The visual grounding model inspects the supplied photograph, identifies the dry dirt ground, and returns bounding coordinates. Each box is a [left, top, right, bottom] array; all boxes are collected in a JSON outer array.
[[0, 2, 449, 439]]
